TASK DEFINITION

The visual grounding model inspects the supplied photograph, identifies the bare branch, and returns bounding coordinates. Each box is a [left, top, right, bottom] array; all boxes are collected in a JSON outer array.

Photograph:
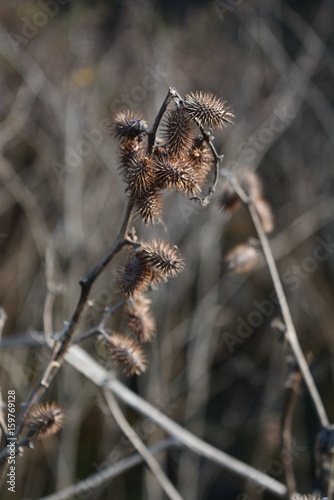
[[147, 87, 178, 153]]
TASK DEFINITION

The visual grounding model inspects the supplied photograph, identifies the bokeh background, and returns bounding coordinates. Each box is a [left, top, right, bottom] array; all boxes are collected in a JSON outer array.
[[0, 0, 334, 499]]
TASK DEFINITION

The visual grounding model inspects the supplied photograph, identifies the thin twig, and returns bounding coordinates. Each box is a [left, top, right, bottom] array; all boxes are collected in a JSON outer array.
[[191, 127, 224, 206], [281, 353, 313, 496], [99, 300, 127, 330], [281, 371, 300, 496], [247, 201, 329, 428], [39, 438, 177, 500], [74, 300, 126, 344], [104, 390, 183, 500], [221, 169, 329, 428], [147, 87, 177, 153], [43, 241, 65, 345]]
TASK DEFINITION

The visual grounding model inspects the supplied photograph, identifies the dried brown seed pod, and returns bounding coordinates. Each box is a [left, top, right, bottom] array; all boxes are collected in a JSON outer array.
[[225, 242, 259, 274], [27, 403, 65, 440], [117, 250, 152, 297], [124, 155, 155, 196], [188, 136, 214, 186], [123, 295, 156, 343], [111, 111, 148, 140], [183, 91, 234, 129], [254, 197, 274, 234], [118, 139, 144, 178], [106, 334, 147, 375], [141, 239, 184, 280], [153, 154, 200, 195], [161, 108, 195, 156], [132, 188, 163, 226]]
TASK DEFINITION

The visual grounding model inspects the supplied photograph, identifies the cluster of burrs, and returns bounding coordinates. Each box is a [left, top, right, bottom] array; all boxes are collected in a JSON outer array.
[[104, 90, 234, 376]]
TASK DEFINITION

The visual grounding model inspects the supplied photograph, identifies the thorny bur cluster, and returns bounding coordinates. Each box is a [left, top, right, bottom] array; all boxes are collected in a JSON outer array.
[[106, 88, 274, 376], [113, 90, 234, 224], [108, 89, 235, 376]]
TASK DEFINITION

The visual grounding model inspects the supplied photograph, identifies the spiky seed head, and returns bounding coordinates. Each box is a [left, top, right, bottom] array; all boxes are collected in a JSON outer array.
[[188, 136, 214, 186], [106, 334, 147, 375], [183, 91, 234, 129], [153, 154, 200, 195], [124, 155, 155, 196], [254, 198, 274, 234], [111, 111, 148, 140], [153, 143, 167, 157], [161, 108, 195, 156], [27, 403, 65, 440], [118, 139, 144, 178], [132, 188, 163, 226], [225, 242, 259, 274], [123, 296, 156, 343], [117, 251, 152, 297], [141, 240, 184, 280]]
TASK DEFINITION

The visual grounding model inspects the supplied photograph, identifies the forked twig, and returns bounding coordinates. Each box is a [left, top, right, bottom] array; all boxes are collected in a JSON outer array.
[[147, 86, 178, 153], [73, 300, 127, 344]]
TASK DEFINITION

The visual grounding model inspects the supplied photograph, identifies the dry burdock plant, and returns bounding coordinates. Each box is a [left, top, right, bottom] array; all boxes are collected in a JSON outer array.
[[0, 86, 333, 500], [26, 403, 65, 441], [0, 401, 65, 467]]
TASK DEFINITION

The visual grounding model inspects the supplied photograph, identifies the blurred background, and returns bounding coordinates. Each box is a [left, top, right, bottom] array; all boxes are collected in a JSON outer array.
[[0, 0, 334, 499]]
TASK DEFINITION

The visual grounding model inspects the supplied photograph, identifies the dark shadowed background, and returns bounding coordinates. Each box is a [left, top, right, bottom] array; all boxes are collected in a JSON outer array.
[[0, 1, 333, 499]]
